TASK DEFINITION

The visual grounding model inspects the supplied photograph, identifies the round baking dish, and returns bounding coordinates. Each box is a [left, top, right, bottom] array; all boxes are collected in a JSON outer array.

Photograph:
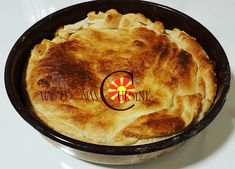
[[5, 0, 230, 165]]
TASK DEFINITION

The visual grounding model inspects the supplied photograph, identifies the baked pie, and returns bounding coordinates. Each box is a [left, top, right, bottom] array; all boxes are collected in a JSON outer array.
[[25, 9, 217, 145]]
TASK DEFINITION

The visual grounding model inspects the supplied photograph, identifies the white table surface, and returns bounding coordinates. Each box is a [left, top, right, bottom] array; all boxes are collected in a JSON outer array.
[[0, 0, 235, 168]]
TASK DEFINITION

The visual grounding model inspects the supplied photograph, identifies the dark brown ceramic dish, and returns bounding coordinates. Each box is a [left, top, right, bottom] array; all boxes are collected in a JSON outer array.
[[5, 0, 230, 165]]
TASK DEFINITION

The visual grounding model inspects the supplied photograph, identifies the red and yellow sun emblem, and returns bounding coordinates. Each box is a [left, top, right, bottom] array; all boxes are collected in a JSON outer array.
[[108, 77, 135, 103]]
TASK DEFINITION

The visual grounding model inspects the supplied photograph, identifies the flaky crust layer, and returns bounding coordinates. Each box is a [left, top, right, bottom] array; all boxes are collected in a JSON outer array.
[[25, 9, 217, 145]]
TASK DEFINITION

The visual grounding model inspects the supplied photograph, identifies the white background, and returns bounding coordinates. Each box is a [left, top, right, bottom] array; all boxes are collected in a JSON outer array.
[[0, 0, 235, 168]]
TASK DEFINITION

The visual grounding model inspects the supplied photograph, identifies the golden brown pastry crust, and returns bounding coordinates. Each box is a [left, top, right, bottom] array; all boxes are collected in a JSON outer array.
[[25, 9, 217, 145]]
